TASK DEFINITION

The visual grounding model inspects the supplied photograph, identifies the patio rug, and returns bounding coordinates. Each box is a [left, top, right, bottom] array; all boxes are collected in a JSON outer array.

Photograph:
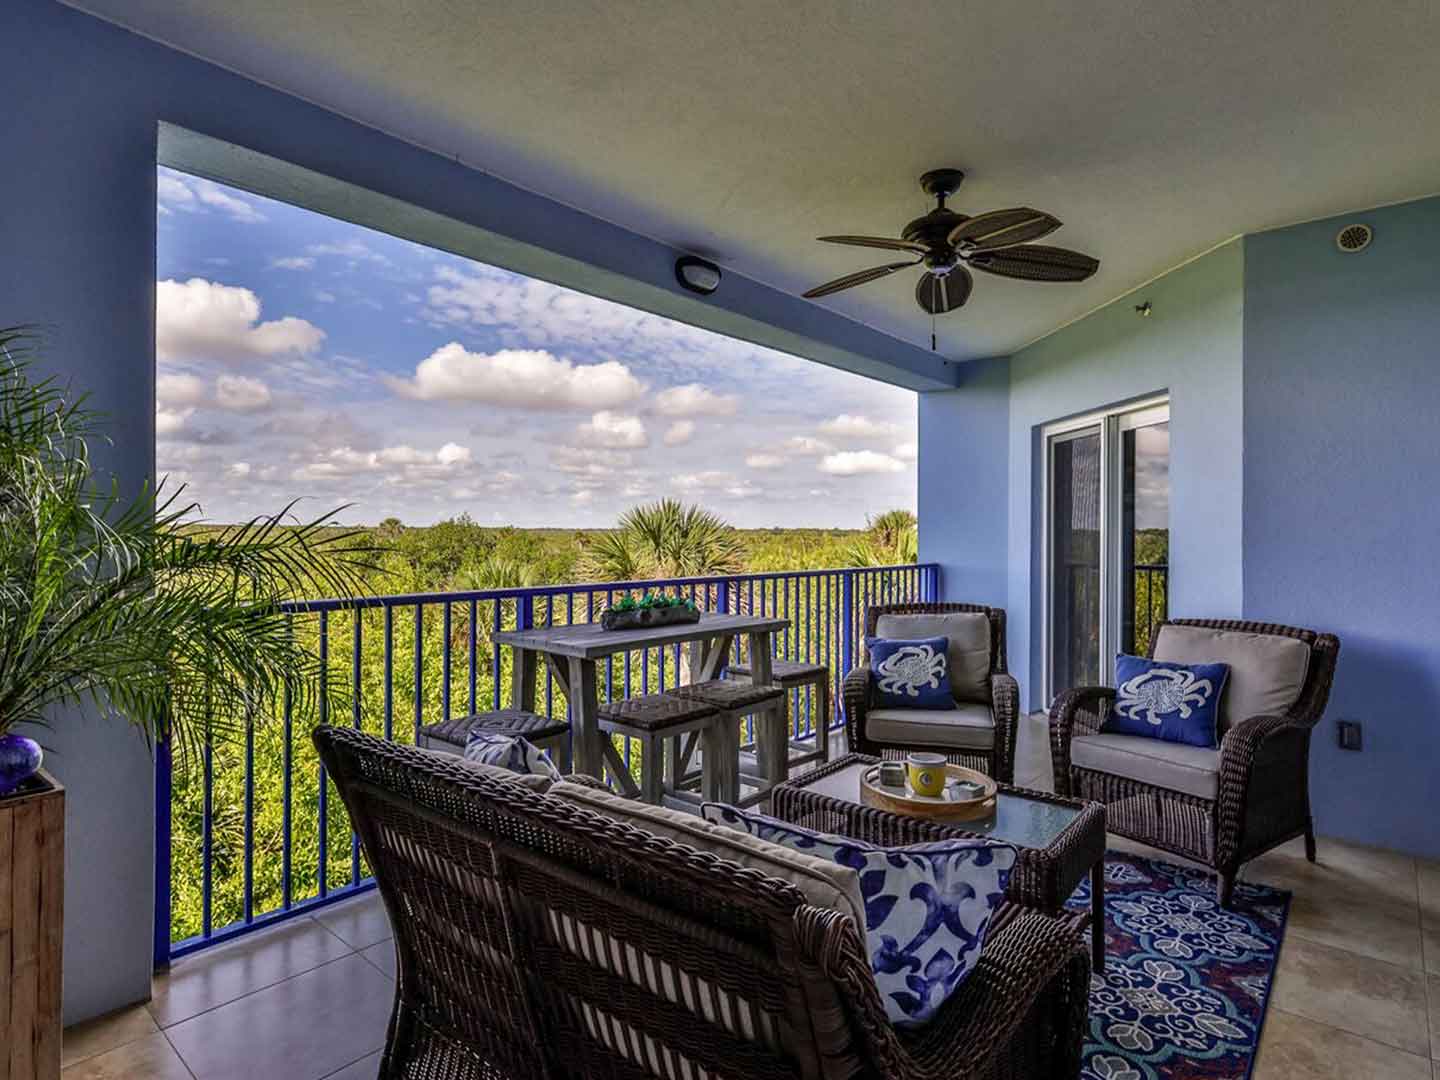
[[1064, 851, 1291, 1080]]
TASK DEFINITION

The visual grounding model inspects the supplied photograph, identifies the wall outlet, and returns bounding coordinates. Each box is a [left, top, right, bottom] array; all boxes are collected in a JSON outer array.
[[1337, 720, 1363, 751]]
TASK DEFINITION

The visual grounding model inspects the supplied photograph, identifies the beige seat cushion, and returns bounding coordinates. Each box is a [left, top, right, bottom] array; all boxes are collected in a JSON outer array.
[[548, 781, 865, 926], [865, 703, 995, 750], [1153, 625, 1310, 734], [874, 611, 991, 704], [1070, 733, 1220, 800]]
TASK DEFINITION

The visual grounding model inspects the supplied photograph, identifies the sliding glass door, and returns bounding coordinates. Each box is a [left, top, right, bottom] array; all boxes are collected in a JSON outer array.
[[1044, 399, 1170, 704]]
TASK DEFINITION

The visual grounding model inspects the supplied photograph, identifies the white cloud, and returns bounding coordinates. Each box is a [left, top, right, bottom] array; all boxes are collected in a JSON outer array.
[[293, 442, 474, 486], [306, 241, 391, 266], [227, 462, 252, 478], [673, 470, 759, 497], [575, 410, 648, 449], [818, 450, 906, 476], [662, 420, 695, 447], [386, 343, 645, 411], [894, 441, 918, 461], [818, 414, 896, 440], [192, 180, 266, 224], [156, 373, 207, 408], [745, 452, 784, 470], [549, 445, 623, 475], [214, 375, 273, 412], [157, 174, 196, 209], [570, 490, 595, 506], [156, 407, 192, 436], [314, 290, 337, 303], [157, 278, 326, 363], [783, 435, 835, 456], [652, 383, 739, 418], [271, 256, 316, 271]]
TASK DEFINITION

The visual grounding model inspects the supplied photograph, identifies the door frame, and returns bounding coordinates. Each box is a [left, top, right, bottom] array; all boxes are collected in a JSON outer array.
[[1041, 395, 1169, 706]]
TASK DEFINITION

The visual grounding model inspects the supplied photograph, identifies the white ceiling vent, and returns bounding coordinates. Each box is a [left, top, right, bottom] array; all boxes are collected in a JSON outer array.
[[1335, 223, 1373, 253]]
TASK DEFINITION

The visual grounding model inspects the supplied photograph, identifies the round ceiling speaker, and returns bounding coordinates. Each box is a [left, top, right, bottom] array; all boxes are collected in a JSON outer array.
[[1335, 223, 1373, 253]]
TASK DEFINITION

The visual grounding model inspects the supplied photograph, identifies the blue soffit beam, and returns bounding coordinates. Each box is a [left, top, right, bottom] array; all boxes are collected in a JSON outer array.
[[160, 124, 957, 392]]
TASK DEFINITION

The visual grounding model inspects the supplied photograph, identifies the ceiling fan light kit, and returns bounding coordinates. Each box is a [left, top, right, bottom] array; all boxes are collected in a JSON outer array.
[[675, 255, 722, 294], [802, 168, 1100, 346]]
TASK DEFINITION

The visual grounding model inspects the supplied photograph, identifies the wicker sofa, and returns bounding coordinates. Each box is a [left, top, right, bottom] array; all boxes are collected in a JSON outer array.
[[1049, 618, 1340, 906], [843, 603, 1020, 783], [315, 725, 1090, 1080]]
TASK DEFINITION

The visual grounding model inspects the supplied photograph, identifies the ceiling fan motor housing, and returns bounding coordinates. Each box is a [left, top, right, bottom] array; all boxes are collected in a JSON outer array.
[[1335, 223, 1373, 253]]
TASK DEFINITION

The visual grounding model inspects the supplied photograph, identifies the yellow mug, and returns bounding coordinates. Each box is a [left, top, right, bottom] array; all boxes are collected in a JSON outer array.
[[906, 752, 947, 797]]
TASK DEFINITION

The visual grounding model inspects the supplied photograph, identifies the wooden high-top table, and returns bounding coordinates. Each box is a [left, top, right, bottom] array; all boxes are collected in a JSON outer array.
[[495, 612, 789, 787]]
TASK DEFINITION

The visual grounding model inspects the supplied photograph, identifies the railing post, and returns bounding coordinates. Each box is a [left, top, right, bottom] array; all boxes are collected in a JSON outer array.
[[840, 570, 855, 683], [717, 577, 731, 615], [153, 737, 172, 971]]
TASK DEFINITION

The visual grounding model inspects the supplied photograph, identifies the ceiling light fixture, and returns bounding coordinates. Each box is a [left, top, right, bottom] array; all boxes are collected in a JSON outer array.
[[675, 255, 721, 295]]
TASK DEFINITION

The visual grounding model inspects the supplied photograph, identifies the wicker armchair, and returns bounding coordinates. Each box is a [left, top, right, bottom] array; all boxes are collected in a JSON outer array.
[[843, 603, 1019, 783], [1050, 618, 1340, 906], [315, 726, 1089, 1080]]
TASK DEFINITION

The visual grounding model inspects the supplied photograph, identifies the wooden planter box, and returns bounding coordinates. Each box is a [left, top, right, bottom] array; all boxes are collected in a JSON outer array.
[[600, 605, 701, 632], [1, 770, 63, 1080]]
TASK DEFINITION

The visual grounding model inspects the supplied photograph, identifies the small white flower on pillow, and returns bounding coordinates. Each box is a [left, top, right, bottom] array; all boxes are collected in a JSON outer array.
[[463, 732, 561, 780]]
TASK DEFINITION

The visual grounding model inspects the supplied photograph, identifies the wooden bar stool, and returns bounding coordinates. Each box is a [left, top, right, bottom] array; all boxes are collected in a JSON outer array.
[[725, 659, 831, 766], [596, 693, 725, 805], [418, 709, 572, 771], [670, 679, 787, 807]]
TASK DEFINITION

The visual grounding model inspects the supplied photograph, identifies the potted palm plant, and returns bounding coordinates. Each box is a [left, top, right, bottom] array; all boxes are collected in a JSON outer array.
[[0, 327, 372, 1070]]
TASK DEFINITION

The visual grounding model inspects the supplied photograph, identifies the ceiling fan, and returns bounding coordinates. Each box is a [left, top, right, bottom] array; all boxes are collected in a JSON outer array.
[[802, 168, 1099, 336]]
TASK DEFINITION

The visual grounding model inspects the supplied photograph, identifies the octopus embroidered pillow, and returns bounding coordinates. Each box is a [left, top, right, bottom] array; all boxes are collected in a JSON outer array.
[[463, 732, 562, 779], [701, 803, 1016, 1027], [1103, 654, 1230, 748], [865, 635, 954, 709]]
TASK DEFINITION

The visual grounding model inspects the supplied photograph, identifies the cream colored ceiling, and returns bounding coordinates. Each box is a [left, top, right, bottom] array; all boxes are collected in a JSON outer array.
[[70, 0, 1440, 360]]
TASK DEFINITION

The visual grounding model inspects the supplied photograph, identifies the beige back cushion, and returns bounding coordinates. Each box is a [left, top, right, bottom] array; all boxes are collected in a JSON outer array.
[[1153, 624, 1311, 734], [874, 611, 992, 704], [549, 782, 865, 926]]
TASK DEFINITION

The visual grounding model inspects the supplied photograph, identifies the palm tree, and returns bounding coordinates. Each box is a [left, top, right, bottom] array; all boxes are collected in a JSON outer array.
[[580, 499, 744, 582], [0, 327, 376, 767], [846, 509, 919, 567]]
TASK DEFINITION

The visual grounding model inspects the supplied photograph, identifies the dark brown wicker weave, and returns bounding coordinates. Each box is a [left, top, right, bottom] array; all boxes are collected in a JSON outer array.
[[315, 726, 1090, 1080], [772, 754, 1108, 971], [1049, 618, 1340, 906], [843, 603, 1019, 783]]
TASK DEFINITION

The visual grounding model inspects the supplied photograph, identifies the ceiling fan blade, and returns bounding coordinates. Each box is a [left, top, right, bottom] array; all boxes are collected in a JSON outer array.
[[803, 259, 920, 299], [817, 235, 929, 255], [965, 244, 1099, 282], [914, 266, 973, 314], [946, 208, 1062, 252]]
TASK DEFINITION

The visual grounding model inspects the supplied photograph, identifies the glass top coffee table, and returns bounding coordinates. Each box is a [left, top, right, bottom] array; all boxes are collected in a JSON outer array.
[[772, 753, 1108, 970]]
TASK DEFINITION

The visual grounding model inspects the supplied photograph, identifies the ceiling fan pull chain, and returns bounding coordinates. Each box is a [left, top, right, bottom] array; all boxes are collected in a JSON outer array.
[[931, 312, 937, 352]]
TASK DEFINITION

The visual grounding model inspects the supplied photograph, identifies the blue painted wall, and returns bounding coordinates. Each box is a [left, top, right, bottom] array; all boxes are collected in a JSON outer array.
[[917, 357, 1011, 606], [2, 0, 942, 1021], [990, 242, 1245, 707], [1244, 196, 1440, 860]]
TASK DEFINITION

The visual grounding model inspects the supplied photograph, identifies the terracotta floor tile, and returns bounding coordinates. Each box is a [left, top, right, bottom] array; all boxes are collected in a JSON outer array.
[[166, 954, 392, 1080], [1254, 1008, 1432, 1080], [150, 915, 353, 1028], [60, 1032, 193, 1080], [62, 1003, 159, 1068], [1271, 936, 1430, 1056], [1247, 836, 1418, 912], [1286, 887, 1423, 969]]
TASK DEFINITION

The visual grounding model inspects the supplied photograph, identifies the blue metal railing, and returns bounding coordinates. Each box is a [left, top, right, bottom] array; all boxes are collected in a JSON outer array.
[[154, 562, 940, 966]]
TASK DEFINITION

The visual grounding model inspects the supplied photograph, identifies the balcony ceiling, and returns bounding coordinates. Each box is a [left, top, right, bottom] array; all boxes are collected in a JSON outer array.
[[68, 0, 1440, 362]]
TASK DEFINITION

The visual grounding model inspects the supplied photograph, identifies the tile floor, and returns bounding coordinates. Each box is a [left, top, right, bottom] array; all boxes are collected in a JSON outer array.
[[62, 716, 1440, 1079]]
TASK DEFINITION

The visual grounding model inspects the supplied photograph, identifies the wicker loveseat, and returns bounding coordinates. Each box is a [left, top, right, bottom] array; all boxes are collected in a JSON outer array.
[[315, 725, 1090, 1080], [1049, 618, 1340, 906], [843, 603, 1020, 783]]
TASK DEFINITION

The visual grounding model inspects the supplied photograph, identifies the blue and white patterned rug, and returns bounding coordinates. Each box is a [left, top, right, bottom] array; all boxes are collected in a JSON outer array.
[[1066, 852, 1290, 1080]]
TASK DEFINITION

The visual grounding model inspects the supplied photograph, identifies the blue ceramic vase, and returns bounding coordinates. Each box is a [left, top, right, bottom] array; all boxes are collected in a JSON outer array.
[[0, 733, 43, 795]]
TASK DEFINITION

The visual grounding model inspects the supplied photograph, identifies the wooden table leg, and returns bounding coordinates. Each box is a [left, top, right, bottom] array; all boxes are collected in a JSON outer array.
[[511, 646, 537, 712], [562, 656, 604, 780], [1091, 859, 1106, 973], [745, 633, 787, 788]]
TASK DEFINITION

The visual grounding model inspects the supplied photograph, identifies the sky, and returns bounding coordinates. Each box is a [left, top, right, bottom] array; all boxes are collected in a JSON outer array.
[[155, 167, 917, 529]]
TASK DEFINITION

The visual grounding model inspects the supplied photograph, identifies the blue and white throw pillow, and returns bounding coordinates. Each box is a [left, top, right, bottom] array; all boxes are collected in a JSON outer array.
[[1103, 654, 1230, 748], [865, 635, 953, 709], [463, 732, 562, 780], [701, 803, 1015, 1027]]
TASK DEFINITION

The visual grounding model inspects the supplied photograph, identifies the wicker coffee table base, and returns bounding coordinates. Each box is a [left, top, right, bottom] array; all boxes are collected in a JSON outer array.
[[772, 753, 1109, 971]]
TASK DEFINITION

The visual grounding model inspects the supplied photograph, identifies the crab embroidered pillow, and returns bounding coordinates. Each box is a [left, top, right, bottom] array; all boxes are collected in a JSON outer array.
[[1102, 654, 1230, 748], [701, 802, 1016, 1027], [865, 635, 954, 709]]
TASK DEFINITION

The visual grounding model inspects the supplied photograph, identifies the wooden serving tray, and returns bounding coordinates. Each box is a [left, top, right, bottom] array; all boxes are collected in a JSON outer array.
[[859, 762, 998, 821]]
